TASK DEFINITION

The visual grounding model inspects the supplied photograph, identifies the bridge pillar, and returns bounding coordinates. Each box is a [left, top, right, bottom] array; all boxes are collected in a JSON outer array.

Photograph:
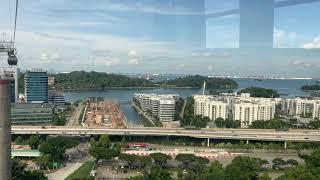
[[246, 140, 249, 144], [284, 141, 287, 150], [207, 138, 210, 147]]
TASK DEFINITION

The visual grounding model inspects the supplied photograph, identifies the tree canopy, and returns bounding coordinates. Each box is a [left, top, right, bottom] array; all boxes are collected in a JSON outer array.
[[39, 137, 79, 160], [250, 119, 291, 129], [277, 165, 320, 180], [89, 135, 120, 160], [215, 118, 241, 128], [240, 87, 279, 98], [225, 156, 260, 180], [150, 153, 172, 167], [199, 161, 224, 180], [52, 71, 155, 90], [301, 84, 320, 91], [28, 135, 40, 149], [12, 159, 48, 180], [163, 75, 238, 90]]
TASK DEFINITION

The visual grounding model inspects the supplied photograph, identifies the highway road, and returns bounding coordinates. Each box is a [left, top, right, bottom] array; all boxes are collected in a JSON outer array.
[[11, 126, 320, 142]]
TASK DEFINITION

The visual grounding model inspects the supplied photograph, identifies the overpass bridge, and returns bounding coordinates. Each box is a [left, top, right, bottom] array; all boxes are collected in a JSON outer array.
[[11, 126, 320, 144]]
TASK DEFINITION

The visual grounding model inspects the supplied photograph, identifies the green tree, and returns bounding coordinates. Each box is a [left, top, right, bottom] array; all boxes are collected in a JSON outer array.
[[215, 117, 225, 128], [163, 75, 238, 90], [189, 115, 210, 128], [53, 71, 155, 90], [119, 153, 139, 167], [12, 159, 48, 180], [121, 136, 127, 148], [150, 153, 172, 167], [176, 154, 209, 168], [308, 120, 320, 129], [139, 156, 152, 167], [277, 165, 319, 180], [39, 137, 79, 161], [199, 161, 224, 180], [52, 112, 67, 126], [177, 169, 183, 180], [28, 135, 40, 149], [89, 135, 120, 160], [224, 119, 240, 128], [303, 148, 320, 169], [15, 136, 23, 145], [147, 165, 172, 180], [258, 173, 271, 180], [240, 87, 279, 98], [225, 156, 260, 180], [126, 176, 143, 180], [176, 154, 209, 177], [35, 154, 51, 170], [287, 159, 299, 166]]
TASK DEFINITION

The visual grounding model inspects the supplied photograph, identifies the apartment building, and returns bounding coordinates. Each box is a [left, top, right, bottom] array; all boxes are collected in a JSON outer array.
[[134, 93, 178, 122], [194, 93, 276, 128], [281, 97, 320, 118]]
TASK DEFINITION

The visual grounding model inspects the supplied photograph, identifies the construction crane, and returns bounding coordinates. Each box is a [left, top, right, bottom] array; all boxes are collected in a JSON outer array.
[[0, 0, 19, 66]]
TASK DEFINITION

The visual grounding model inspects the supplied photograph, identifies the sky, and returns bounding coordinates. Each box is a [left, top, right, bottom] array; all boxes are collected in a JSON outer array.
[[0, 0, 320, 77]]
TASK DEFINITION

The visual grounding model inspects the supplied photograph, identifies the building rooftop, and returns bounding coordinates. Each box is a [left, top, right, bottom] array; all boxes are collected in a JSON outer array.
[[11, 103, 54, 109]]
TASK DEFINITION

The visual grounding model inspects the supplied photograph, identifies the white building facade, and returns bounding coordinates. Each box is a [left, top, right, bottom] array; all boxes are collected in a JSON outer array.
[[281, 98, 320, 118], [134, 93, 178, 122], [194, 94, 276, 128]]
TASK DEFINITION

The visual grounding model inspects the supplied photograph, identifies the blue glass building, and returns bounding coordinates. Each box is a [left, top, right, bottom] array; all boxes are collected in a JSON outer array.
[[24, 70, 48, 103]]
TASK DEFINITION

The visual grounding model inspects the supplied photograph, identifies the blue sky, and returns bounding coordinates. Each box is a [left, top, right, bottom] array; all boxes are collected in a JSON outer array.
[[0, 0, 320, 77]]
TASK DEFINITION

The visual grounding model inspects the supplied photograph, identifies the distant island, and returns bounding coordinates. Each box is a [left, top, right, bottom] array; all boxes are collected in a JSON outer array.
[[240, 87, 280, 98], [49, 72, 238, 91], [52, 71, 155, 90], [301, 84, 320, 91], [18, 71, 238, 91], [161, 75, 238, 90]]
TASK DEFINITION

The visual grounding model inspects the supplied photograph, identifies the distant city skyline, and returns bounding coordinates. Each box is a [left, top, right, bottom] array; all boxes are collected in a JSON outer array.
[[0, 0, 320, 77]]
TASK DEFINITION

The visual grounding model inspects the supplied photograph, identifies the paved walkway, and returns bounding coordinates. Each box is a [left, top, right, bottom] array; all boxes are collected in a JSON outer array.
[[47, 162, 83, 180]]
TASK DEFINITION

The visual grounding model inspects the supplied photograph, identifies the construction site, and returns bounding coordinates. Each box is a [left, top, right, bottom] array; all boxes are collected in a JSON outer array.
[[84, 97, 126, 128]]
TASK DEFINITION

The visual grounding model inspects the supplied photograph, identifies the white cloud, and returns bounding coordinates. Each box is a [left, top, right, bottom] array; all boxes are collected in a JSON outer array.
[[191, 52, 198, 56], [303, 37, 320, 49], [128, 58, 139, 65], [93, 57, 120, 66], [203, 52, 212, 57], [128, 50, 138, 57], [289, 60, 311, 68], [274, 28, 298, 48], [208, 65, 213, 71]]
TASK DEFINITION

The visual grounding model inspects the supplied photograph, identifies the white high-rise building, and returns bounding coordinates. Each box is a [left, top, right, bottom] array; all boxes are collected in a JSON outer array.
[[194, 95, 229, 120], [194, 93, 277, 128], [134, 93, 178, 122], [233, 100, 275, 128], [281, 98, 320, 118]]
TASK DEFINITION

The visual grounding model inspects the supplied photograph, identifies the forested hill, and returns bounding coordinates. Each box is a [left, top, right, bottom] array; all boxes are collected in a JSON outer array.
[[240, 87, 280, 98], [301, 84, 320, 91], [52, 71, 155, 90], [162, 75, 238, 90]]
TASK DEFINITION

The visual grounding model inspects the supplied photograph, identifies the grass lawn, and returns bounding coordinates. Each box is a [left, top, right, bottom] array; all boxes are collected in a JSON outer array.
[[65, 161, 95, 180]]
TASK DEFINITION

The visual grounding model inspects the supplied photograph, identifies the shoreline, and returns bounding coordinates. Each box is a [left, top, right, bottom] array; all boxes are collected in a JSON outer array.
[[51, 86, 202, 92]]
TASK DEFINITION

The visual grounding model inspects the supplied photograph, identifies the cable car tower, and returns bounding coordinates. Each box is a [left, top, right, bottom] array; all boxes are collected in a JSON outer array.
[[0, 0, 19, 179], [0, 0, 18, 65]]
